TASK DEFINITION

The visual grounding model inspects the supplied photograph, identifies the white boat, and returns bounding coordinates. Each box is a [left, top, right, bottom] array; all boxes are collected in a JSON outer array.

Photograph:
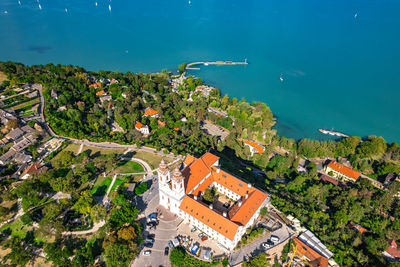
[[189, 0, 192, 5], [280, 74, 284, 82], [95, 2, 98, 7], [108, 4, 111, 12], [38, 3, 42, 10], [354, 13, 358, 19], [4, 10, 8, 14], [18, 0, 21, 5], [65, 8, 68, 13]]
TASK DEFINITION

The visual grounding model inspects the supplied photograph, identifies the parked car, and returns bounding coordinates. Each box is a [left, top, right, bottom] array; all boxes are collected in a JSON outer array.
[[149, 213, 157, 219], [270, 235, 280, 243], [262, 242, 270, 249], [201, 236, 208, 241], [144, 242, 153, 248], [149, 225, 156, 231], [143, 250, 151, 256], [147, 233, 155, 239], [198, 233, 204, 238], [267, 239, 274, 245], [191, 227, 197, 233], [145, 238, 155, 244], [164, 246, 169, 255], [168, 240, 174, 248]]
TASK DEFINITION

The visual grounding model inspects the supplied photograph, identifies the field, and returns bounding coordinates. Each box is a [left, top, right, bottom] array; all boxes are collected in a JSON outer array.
[[91, 176, 112, 196], [115, 160, 144, 174], [130, 150, 174, 169]]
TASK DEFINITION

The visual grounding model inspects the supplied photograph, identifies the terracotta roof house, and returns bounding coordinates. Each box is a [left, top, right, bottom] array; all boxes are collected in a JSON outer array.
[[96, 90, 105, 96], [293, 237, 329, 267], [135, 122, 149, 134], [158, 152, 270, 251], [89, 82, 101, 88], [383, 239, 400, 262], [143, 107, 159, 118], [157, 120, 166, 127], [244, 140, 265, 156], [325, 161, 361, 183], [349, 221, 367, 234], [20, 162, 48, 180]]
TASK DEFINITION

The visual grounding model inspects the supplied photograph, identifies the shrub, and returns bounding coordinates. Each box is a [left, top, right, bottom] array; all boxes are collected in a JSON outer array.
[[134, 182, 148, 195]]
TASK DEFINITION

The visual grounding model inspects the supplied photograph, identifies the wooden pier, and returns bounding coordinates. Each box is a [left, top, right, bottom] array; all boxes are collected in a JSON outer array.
[[182, 60, 248, 76]]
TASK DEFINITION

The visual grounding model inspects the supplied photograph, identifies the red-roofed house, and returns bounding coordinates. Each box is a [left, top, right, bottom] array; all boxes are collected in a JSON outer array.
[[135, 122, 149, 134], [96, 90, 105, 96], [20, 162, 48, 180], [349, 221, 367, 234], [383, 239, 400, 262], [143, 107, 159, 118], [157, 152, 270, 251], [89, 82, 101, 88], [244, 140, 265, 156], [325, 161, 361, 183], [292, 237, 329, 267]]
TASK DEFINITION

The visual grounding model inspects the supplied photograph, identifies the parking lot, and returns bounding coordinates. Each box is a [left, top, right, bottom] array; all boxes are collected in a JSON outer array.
[[177, 222, 227, 256], [228, 224, 294, 266], [132, 207, 181, 267]]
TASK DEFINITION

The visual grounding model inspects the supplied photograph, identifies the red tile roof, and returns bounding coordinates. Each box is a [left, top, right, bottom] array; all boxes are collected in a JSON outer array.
[[293, 237, 329, 267], [96, 90, 105, 96], [144, 107, 158, 117], [183, 155, 196, 167], [157, 120, 166, 127], [89, 82, 101, 88], [385, 239, 400, 259], [327, 161, 361, 180], [349, 221, 367, 234], [181, 153, 268, 229], [244, 140, 265, 154], [135, 122, 143, 129], [179, 196, 239, 240]]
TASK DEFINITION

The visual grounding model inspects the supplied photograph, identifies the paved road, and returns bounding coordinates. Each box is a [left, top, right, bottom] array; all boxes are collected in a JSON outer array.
[[62, 220, 106, 236], [228, 225, 293, 266]]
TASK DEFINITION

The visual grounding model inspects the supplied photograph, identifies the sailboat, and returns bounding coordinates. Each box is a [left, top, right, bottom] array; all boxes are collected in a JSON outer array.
[[108, 4, 111, 12]]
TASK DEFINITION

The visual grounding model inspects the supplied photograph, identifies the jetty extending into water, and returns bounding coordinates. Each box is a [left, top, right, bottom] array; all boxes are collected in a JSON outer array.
[[182, 60, 248, 76]]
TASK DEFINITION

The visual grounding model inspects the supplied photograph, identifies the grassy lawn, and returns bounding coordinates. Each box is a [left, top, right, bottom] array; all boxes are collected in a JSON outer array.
[[111, 178, 125, 192], [115, 161, 144, 174], [81, 145, 126, 155], [63, 143, 81, 154], [91, 177, 112, 196], [130, 150, 174, 169], [0, 219, 28, 239]]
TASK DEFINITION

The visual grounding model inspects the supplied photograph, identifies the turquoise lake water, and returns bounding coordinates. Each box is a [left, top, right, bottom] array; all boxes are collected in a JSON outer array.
[[1, 0, 399, 142]]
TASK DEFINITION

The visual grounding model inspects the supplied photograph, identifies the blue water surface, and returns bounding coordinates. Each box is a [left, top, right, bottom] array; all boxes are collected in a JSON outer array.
[[0, 0, 399, 142]]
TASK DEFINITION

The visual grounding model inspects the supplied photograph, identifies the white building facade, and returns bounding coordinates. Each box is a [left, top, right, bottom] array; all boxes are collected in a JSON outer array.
[[157, 153, 270, 251]]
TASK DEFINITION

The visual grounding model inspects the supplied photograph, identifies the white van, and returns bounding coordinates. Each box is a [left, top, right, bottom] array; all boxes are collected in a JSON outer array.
[[270, 235, 280, 243]]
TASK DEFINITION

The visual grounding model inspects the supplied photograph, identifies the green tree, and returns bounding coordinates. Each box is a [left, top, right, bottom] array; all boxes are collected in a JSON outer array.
[[243, 253, 270, 267], [74, 190, 95, 215]]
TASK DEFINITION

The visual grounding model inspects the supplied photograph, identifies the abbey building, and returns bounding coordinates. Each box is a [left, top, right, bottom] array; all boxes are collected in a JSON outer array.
[[158, 152, 270, 251]]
